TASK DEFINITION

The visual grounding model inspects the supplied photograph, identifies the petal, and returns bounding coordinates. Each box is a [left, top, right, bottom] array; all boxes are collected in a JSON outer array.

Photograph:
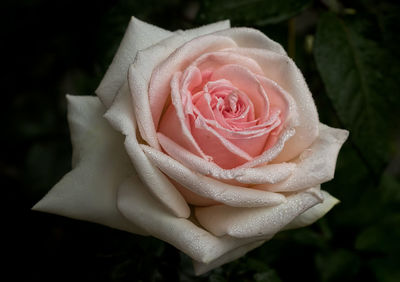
[[104, 83, 190, 218], [237, 127, 295, 168], [141, 143, 286, 207], [191, 114, 254, 168], [193, 240, 266, 275], [257, 75, 298, 127], [181, 20, 230, 38], [225, 48, 320, 162], [195, 187, 323, 238], [32, 95, 146, 235], [158, 133, 296, 184], [255, 123, 349, 192], [117, 175, 267, 264], [190, 50, 264, 78], [158, 72, 208, 158], [149, 35, 238, 129], [96, 17, 172, 108], [210, 64, 269, 119], [215, 27, 287, 56], [130, 21, 231, 149], [283, 190, 340, 230]]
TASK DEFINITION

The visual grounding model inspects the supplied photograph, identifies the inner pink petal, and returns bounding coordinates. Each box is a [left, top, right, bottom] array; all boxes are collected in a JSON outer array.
[[188, 51, 264, 94], [156, 48, 295, 170], [191, 116, 253, 168], [210, 64, 269, 122], [158, 72, 208, 159], [198, 79, 256, 130], [257, 75, 293, 122]]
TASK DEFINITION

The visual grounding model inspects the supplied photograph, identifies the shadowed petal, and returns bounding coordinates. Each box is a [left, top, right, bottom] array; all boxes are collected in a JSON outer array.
[[104, 84, 190, 218], [117, 175, 269, 265], [96, 17, 172, 108], [33, 95, 147, 235], [195, 187, 323, 238]]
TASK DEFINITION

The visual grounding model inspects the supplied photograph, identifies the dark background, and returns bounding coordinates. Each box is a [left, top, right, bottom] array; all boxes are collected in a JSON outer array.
[[3, 0, 400, 281]]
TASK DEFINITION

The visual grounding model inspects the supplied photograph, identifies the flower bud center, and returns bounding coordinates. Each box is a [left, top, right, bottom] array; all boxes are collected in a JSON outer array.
[[225, 91, 239, 113]]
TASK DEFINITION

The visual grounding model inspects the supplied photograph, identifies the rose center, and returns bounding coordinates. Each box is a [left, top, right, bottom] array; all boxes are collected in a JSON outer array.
[[224, 91, 239, 113]]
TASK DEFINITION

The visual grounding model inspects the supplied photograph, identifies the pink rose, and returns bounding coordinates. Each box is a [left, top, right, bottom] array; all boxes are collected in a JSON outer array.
[[33, 17, 348, 274]]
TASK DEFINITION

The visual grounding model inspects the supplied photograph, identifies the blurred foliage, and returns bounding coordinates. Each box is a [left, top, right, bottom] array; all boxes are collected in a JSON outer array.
[[314, 9, 400, 174], [198, 0, 312, 26], [3, 0, 400, 281]]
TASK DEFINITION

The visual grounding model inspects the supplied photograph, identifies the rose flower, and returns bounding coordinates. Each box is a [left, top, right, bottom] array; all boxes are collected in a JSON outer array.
[[33, 17, 348, 274]]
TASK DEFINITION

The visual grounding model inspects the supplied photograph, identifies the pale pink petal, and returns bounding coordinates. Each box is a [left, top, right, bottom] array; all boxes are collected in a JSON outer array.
[[195, 187, 323, 238], [158, 73, 208, 158], [192, 91, 215, 120], [224, 47, 319, 162], [158, 133, 296, 184], [189, 51, 264, 84], [257, 75, 298, 127], [104, 84, 190, 218], [180, 20, 230, 39], [254, 123, 349, 192], [194, 116, 279, 159], [33, 95, 147, 235], [191, 116, 253, 168], [130, 21, 231, 149], [237, 127, 295, 168], [215, 27, 287, 56], [211, 64, 269, 120], [195, 106, 281, 158], [149, 35, 238, 129], [201, 81, 257, 129], [140, 144, 287, 207]]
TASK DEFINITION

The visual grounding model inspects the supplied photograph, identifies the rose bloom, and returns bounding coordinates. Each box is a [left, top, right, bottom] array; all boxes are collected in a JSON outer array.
[[33, 17, 348, 274]]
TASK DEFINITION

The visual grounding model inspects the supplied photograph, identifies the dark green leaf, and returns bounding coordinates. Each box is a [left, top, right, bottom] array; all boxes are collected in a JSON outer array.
[[355, 174, 400, 254], [370, 255, 400, 282], [315, 249, 361, 282], [314, 12, 400, 173], [198, 0, 312, 26], [355, 214, 400, 254], [253, 269, 282, 282]]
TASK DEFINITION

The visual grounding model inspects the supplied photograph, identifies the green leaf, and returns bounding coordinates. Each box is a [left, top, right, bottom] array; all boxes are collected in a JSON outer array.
[[198, 0, 312, 26], [370, 255, 400, 282], [314, 12, 400, 173], [253, 270, 282, 282], [355, 214, 400, 254], [315, 249, 361, 282], [355, 174, 400, 254]]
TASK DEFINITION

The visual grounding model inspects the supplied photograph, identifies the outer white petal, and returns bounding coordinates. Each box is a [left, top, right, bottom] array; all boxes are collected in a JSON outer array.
[[215, 27, 287, 56], [255, 123, 349, 192], [283, 190, 340, 230], [195, 187, 323, 238], [193, 240, 266, 275], [129, 20, 231, 149], [141, 144, 286, 208], [104, 84, 190, 218], [117, 175, 267, 265], [96, 16, 172, 108], [32, 95, 146, 235]]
